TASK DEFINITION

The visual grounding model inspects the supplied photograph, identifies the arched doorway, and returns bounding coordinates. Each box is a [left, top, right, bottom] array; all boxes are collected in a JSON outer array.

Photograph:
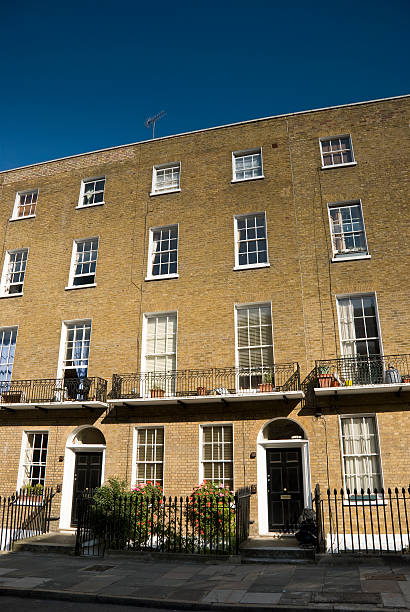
[[257, 418, 311, 535], [59, 426, 106, 529]]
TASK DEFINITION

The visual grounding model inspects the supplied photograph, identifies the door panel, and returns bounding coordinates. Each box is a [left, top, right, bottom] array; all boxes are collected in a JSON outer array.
[[266, 447, 303, 530], [71, 452, 102, 526]]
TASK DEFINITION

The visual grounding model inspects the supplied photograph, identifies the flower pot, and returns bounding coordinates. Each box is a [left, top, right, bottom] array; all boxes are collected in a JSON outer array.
[[402, 376, 410, 384], [318, 374, 333, 388], [258, 383, 273, 392], [196, 386, 207, 396], [1, 392, 23, 403], [150, 389, 165, 398], [332, 380, 340, 387]]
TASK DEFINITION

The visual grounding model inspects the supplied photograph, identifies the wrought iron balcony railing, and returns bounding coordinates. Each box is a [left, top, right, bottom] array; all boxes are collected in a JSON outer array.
[[0, 377, 107, 405], [109, 364, 300, 400], [314, 354, 410, 389]]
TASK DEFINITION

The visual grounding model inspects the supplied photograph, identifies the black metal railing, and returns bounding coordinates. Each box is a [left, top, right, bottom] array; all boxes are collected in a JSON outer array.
[[314, 485, 410, 554], [75, 488, 252, 557], [109, 364, 300, 400], [0, 487, 56, 551], [0, 377, 107, 405], [315, 354, 410, 389]]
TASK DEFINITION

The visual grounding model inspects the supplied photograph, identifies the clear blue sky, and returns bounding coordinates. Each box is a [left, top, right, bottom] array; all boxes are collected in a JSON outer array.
[[1, 0, 408, 171]]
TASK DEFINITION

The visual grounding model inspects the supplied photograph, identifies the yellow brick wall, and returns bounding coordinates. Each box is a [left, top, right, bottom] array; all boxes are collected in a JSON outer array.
[[0, 96, 408, 531]]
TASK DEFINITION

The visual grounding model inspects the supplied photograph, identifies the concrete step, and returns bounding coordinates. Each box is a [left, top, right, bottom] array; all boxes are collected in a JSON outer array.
[[240, 541, 316, 564], [13, 532, 76, 554]]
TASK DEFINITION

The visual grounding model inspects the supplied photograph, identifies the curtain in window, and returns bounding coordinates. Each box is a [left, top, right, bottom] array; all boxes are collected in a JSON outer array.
[[338, 299, 355, 357], [341, 417, 382, 492], [330, 209, 346, 252], [145, 315, 177, 393], [0, 327, 17, 388]]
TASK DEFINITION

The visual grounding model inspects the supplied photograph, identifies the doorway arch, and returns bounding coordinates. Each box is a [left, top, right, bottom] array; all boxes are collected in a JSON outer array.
[[257, 417, 311, 535], [59, 426, 106, 529]]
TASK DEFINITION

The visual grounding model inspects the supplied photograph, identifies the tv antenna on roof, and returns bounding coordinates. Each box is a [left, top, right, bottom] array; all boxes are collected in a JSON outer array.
[[145, 110, 166, 139]]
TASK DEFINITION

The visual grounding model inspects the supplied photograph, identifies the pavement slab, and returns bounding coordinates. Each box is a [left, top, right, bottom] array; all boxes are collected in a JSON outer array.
[[313, 591, 382, 604], [240, 592, 282, 604], [381, 592, 409, 608], [362, 579, 402, 593], [279, 590, 312, 605], [203, 588, 248, 603], [0, 568, 18, 576], [166, 587, 212, 601], [69, 576, 124, 593]]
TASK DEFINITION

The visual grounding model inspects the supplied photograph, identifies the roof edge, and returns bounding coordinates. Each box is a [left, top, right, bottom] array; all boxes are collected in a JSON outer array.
[[1, 93, 409, 175]]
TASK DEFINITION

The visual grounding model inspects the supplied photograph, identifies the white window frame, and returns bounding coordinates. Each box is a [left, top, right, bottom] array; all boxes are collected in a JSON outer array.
[[76, 177, 106, 209], [234, 302, 275, 392], [0, 248, 29, 297], [0, 326, 18, 388], [336, 293, 383, 360], [319, 134, 356, 170], [232, 148, 264, 183], [150, 162, 181, 196], [233, 212, 270, 270], [132, 426, 165, 490], [10, 189, 38, 221], [338, 414, 384, 503], [66, 237, 99, 290], [328, 200, 370, 262], [234, 302, 275, 368], [145, 225, 179, 281], [57, 319, 92, 380], [199, 424, 234, 489], [141, 312, 178, 397], [17, 430, 49, 491], [141, 311, 178, 374]]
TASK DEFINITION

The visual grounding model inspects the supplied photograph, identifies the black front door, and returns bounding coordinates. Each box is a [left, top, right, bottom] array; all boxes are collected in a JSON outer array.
[[266, 447, 304, 531], [71, 452, 103, 526]]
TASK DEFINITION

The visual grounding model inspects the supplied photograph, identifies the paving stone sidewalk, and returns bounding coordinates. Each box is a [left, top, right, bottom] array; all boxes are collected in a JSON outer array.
[[0, 551, 409, 610]]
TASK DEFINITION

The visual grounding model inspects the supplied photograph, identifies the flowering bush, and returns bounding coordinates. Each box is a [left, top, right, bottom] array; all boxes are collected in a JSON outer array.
[[131, 481, 163, 498], [186, 481, 236, 545], [91, 478, 165, 549]]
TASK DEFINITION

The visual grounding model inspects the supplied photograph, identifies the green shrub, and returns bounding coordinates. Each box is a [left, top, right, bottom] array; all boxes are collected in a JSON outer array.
[[186, 481, 236, 548]]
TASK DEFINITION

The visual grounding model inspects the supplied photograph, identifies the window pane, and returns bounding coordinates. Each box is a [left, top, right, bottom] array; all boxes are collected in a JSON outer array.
[[135, 427, 164, 486], [202, 426, 233, 487]]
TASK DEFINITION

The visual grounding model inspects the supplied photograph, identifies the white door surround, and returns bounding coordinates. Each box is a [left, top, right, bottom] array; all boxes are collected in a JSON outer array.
[[59, 425, 106, 530], [256, 417, 311, 535]]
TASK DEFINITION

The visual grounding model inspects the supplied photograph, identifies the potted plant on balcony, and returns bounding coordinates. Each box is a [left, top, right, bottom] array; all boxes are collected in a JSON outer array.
[[21, 483, 43, 504], [150, 386, 165, 398], [258, 371, 274, 393], [402, 375, 410, 384], [317, 365, 333, 388]]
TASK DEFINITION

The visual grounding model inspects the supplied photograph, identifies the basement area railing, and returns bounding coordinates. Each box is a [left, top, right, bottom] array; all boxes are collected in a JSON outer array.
[[109, 365, 300, 400], [314, 484, 410, 554], [75, 487, 252, 557], [315, 354, 410, 388], [0, 487, 56, 551], [0, 377, 107, 405]]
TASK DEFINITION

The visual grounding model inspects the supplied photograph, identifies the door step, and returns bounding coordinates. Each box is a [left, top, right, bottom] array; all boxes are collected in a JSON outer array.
[[241, 546, 315, 563], [12, 532, 76, 554], [240, 537, 315, 564]]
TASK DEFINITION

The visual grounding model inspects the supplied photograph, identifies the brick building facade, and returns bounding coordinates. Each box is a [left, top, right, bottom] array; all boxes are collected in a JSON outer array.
[[0, 94, 408, 535]]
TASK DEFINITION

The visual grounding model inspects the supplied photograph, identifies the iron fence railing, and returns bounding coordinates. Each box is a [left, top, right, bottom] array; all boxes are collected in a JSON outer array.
[[109, 365, 300, 400], [0, 377, 107, 405], [0, 487, 56, 551], [315, 354, 410, 389], [75, 488, 252, 557], [314, 484, 410, 554]]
